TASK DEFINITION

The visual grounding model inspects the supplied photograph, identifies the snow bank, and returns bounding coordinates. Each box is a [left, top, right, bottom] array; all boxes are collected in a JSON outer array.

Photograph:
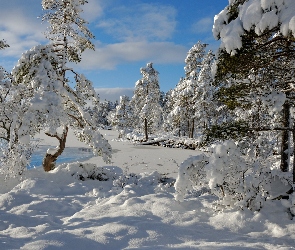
[[1, 160, 295, 249]]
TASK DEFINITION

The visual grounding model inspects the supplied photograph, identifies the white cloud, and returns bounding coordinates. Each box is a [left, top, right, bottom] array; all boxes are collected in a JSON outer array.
[[0, 0, 104, 61], [96, 3, 177, 42], [0, 7, 46, 62], [81, 0, 104, 22], [95, 88, 134, 102], [192, 17, 214, 34], [0, 1, 186, 73], [80, 41, 187, 70]]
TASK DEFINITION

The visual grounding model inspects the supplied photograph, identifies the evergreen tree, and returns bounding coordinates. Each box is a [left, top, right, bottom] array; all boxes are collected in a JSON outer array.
[[130, 63, 162, 141], [96, 100, 117, 128], [161, 89, 175, 133], [168, 42, 214, 138], [0, 40, 39, 177], [213, 0, 295, 179], [167, 77, 192, 137], [109, 95, 132, 138], [193, 50, 217, 131], [10, 0, 112, 173]]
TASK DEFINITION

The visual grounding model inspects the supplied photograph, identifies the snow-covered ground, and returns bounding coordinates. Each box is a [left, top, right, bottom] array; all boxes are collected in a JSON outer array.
[[1, 130, 295, 249]]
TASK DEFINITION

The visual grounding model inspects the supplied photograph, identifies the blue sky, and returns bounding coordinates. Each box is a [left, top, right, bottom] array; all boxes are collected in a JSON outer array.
[[0, 0, 228, 101]]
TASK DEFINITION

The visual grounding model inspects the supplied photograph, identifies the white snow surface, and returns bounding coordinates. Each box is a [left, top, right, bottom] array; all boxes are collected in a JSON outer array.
[[0, 130, 295, 249]]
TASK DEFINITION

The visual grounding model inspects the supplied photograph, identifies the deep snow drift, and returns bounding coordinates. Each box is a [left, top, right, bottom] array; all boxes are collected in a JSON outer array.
[[0, 130, 295, 249]]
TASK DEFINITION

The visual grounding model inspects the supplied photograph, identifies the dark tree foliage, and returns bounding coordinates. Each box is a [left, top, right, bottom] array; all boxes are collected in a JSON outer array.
[[214, 4, 295, 174]]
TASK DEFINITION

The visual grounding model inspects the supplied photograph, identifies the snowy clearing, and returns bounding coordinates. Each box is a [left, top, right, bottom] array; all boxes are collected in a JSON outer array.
[[0, 130, 295, 249]]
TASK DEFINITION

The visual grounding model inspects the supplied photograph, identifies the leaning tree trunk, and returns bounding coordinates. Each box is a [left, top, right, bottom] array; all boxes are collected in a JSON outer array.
[[280, 102, 290, 172], [43, 126, 69, 172]]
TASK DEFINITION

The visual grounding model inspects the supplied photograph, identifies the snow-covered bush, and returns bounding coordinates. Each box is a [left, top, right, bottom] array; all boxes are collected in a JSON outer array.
[[58, 162, 122, 182], [113, 173, 139, 188], [0, 144, 31, 179], [205, 140, 272, 211], [113, 171, 171, 191], [175, 139, 292, 211], [175, 154, 209, 202]]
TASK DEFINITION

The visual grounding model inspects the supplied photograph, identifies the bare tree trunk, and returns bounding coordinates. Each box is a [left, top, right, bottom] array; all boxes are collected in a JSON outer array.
[[178, 121, 181, 137], [144, 118, 148, 141], [187, 120, 190, 137], [43, 126, 68, 172], [293, 123, 295, 184], [190, 119, 195, 138], [280, 102, 290, 172]]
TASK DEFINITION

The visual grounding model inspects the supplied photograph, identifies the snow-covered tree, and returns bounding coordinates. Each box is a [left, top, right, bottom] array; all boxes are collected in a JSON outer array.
[[161, 89, 175, 133], [95, 100, 117, 128], [175, 1, 295, 211], [10, 0, 112, 173], [0, 40, 12, 143], [109, 95, 132, 137], [168, 42, 217, 138], [167, 77, 192, 137], [213, 0, 295, 56], [0, 40, 37, 177], [0, 67, 27, 177], [42, 0, 95, 63], [213, 0, 295, 179], [130, 63, 162, 141], [193, 50, 218, 130]]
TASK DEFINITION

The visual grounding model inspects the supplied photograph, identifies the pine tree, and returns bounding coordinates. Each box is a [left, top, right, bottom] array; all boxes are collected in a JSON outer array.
[[130, 63, 162, 141], [10, 0, 112, 172], [109, 95, 132, 138], [168, 77, 192, 137], [0, 40, 38, 177], [168, 42, 211, 138], [193, 50, 217, 131], [213, 0, 295, 179]]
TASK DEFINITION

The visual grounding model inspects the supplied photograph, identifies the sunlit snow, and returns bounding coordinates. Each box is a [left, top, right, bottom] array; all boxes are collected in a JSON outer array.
[[0, 130, 295, 249]]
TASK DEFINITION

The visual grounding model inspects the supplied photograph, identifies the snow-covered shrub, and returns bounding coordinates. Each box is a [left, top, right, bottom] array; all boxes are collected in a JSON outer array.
[[57, 162, 121, 181], [175, 154, 209, 202], [175, 139, 291, 211], [113, 171, 171, 190], [205, 140, 275, 211], [113, 173, 139, 188]]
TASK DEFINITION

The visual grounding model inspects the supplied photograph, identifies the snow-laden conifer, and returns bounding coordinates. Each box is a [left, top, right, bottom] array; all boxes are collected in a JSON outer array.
[[0, 41, 37, 177], [130, 63, 162, 141], [167, 42, 219, 138], [109, 95, 132, 138], [8, 0, 112, 173], [213, 0, 295, 177]]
